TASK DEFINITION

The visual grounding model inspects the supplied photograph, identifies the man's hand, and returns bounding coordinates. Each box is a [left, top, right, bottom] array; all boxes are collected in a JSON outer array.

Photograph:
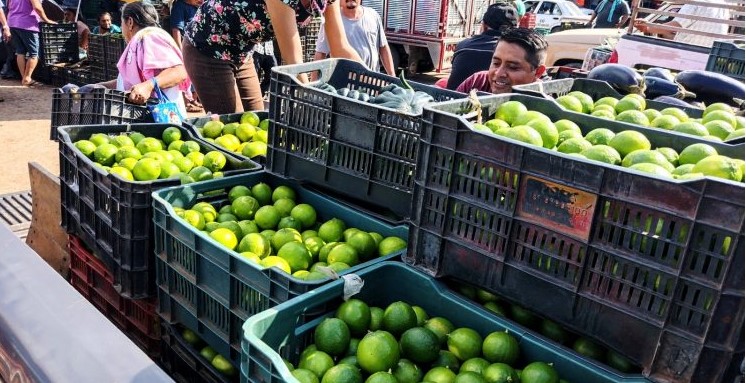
[[2, 27, 10, 43], [633, 19, 648, 33]]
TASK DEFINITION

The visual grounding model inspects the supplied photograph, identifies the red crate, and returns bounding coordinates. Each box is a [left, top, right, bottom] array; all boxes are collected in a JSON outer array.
[[68, 235, 161, 358], [519, 13, 537, 29]]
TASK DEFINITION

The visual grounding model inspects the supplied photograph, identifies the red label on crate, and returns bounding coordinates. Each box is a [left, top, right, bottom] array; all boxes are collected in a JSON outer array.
[[516, 175, 597, 241]]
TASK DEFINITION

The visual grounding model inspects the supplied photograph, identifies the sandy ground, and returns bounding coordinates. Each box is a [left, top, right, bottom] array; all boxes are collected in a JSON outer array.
[[0, 78, 59, 195]]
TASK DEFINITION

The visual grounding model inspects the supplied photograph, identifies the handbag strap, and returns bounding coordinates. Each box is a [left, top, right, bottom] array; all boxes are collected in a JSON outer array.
[[150, 77, 171, 103]]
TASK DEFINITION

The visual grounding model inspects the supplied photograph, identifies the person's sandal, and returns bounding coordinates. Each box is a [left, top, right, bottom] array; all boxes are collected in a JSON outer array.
[[186, 101, 203, 113]]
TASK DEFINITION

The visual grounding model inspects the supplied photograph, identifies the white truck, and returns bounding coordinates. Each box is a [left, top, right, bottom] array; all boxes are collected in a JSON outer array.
[[542, 0, 745, 71], [523, 0, 591, 33], [364, 0, 497, 74]]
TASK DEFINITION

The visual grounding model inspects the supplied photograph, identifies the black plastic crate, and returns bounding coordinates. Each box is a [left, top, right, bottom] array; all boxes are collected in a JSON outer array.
[[98, 88, 151, 125], [53, 66, 92, 87], [105, 35, 126, 71], [512, 78, 704, 119], [159, 322, 237, 383], [706, 40, 745, 81], [88, 63, 111, 83], [39, 22, 79, 66], [58, 123, 261, 298], [50, 65, 69, 88], [268, 58, 466, 219], [50, 88, 153, 141], [298, 18, 321, 63], [88, 34, 106, 65], [68, 67, 92, 85], [406, 94, 745, 383], [183, 111, 268, 165]]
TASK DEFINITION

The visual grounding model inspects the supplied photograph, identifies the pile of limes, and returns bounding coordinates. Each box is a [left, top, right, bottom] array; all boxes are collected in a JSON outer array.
[[180, 328, 236, 377], [72, 127, 229, 182], [453, 282, 640, 375], [286, 298, 566, 383], [471, 100, 745, 182], [197, 111, 269, 159], [554, 92, 744, 142], [174, 182, 407, 279]]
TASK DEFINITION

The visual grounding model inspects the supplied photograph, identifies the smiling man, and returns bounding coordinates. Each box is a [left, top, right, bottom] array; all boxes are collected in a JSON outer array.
[[456, 28, 547, 94]]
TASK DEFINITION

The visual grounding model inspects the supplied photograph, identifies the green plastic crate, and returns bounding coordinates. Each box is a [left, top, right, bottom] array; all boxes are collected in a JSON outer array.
[[241, 261, 653, 383], [153, 171, 409, 367]]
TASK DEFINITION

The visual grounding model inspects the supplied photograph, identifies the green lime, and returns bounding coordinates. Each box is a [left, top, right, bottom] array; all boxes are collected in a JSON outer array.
[[336, 299, 372, 337], [382, 301, 418, 337], [400, 326, 441, 364], [356, 331, 400, 374], [447, 327, 483, 361]]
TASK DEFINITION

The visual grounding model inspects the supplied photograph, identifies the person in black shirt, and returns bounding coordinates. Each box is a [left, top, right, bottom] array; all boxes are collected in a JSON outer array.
[[446, 2, 518, 90], [587, 0, 630, 28]]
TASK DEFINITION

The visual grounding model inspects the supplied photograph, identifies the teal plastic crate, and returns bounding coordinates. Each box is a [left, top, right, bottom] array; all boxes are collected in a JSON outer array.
[[241, 261, 653, 383], [153, 171, 409, 367]]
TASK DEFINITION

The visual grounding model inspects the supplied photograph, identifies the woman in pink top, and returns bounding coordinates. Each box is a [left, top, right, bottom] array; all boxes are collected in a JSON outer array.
[[98, 1, 189, 117], [6, 0, 55, 86]]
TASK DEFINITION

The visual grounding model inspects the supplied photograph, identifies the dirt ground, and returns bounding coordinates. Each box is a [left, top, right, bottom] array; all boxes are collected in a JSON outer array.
[[0, 78, 59, 195]]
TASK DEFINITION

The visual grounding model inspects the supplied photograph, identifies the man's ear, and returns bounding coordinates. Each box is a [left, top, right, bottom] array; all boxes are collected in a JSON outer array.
[[534, 64, 547, 79]]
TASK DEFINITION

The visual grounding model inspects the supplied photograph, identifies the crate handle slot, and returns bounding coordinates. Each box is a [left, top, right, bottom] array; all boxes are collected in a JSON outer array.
[[271, 58, 367, 85]]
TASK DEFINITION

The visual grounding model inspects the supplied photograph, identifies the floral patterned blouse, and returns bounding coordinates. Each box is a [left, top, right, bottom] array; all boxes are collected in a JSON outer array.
[[185, 0, 333, 66]]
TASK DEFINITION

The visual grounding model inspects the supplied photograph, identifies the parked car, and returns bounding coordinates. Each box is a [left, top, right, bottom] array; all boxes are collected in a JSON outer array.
[[543, 0, 742, 70], [524, 0, 591, 33]]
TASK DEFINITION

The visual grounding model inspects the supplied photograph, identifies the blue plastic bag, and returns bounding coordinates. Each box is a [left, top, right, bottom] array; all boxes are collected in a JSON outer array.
[[148, 79, 184, 124]]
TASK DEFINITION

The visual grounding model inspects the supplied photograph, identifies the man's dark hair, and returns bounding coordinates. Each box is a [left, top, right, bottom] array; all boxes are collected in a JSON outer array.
[[498, 27, 548, 69], [482, 2, 519, 31], [98, 11, 113, 20]]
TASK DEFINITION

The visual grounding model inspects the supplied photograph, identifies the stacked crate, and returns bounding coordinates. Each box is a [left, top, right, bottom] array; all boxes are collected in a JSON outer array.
[[88, 34, 108, 83], [34, 23, 79, 83], [87, 34, 125, 82], [68, 235, 161, 357], [58, 123, 260, 364]]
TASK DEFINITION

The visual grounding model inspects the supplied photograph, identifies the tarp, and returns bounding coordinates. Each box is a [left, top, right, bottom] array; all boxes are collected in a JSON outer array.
[[0, 224, 173, 383]]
